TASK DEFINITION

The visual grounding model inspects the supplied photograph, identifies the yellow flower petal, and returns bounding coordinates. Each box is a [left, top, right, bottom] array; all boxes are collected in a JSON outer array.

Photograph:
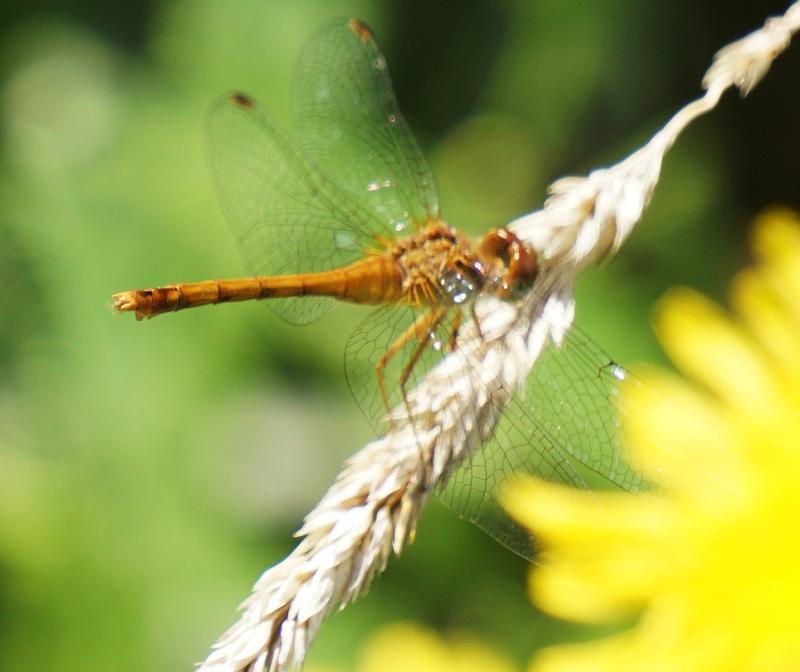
[[504, 479, 676, 621], [750, 208, 800, 323], [503, 479, 667, 546], [502, 478, 596, 539], [730, 268, 800, 382], [359, 623, 449, 672], [358, 622, 516, 672], [529, 634, 636, 672], [653, 288, 779, 420], [751, 207, 800, 276], [532, 558, 651, 622], [449, 637, 518, 672], [620, 367, 747, 499]]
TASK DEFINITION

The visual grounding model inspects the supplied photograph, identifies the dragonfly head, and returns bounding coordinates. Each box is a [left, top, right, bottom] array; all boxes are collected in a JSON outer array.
[[476, 228, 538, 298]]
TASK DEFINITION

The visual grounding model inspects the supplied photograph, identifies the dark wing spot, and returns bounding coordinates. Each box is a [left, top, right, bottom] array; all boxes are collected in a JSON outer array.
[[229, 92, 255, 109], [348, 18, 374, 43]]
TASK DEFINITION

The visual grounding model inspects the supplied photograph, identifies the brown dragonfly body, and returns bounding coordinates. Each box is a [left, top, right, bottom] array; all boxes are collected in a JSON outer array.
[[113, 223, 536, 319], [110, 14, 542, 412], [113, 222, 537, 405]]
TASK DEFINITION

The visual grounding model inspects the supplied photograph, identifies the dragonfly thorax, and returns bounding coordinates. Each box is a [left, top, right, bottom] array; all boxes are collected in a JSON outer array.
[[390, 222, 538, 308], [390, 221, 483, 307]]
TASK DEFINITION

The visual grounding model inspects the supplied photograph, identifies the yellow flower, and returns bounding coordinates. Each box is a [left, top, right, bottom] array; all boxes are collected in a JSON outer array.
[[504, 208, 800, 672], [356, 622, 517, 672]]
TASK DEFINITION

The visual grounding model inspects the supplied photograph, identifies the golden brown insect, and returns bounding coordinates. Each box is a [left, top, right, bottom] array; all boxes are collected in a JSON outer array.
[[112, 18, 539, 409], [113, 18, 639, 561], [113, 220, 537, 407]]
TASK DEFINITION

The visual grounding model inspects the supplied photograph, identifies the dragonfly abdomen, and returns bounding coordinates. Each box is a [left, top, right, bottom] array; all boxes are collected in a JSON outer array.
[[254, 256, 405, 306], [112, 256, 405, 320], [112, 279, 261, 320]]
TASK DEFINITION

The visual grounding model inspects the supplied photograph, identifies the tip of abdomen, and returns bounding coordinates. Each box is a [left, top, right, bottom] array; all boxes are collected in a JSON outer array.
[[111, 290, 136, 312], [111, 289, 160, 320]]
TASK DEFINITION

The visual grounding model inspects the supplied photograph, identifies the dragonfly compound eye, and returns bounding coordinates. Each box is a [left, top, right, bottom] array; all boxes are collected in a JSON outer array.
[[514, 241, 538, 292], [476, 228, 538, 297]]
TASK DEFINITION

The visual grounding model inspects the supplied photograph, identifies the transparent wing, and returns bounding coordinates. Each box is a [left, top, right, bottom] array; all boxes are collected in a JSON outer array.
[[345, 304, 459, 430], [346, 300, 645, 560], [438, 325, 648, 560], [522, 325, 645, 491], [439, 394, 588, 560], [292, 17, 440, 234], [205, 92, 393, 325]]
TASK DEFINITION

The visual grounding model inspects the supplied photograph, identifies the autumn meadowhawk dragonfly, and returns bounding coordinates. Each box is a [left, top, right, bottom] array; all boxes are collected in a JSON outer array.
[[113, 17, 643, 559]]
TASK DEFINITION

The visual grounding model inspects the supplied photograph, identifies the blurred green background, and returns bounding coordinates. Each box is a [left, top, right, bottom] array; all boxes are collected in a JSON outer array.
[[0, 0, 797, 670]]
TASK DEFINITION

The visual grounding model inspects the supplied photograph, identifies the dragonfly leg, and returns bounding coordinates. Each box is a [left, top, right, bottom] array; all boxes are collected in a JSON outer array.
[[397, 307, 448, 392], [397, 308, 448, 440], [448, 310, 462, 352], [470, 302, 483, 340], [375, 308, 446, 414]]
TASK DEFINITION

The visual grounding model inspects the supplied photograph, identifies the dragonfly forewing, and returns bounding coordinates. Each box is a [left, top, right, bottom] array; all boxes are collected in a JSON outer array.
[[292, 18, 440, 233], [205, 18, 442, 326], [207, 90, 409, 325]]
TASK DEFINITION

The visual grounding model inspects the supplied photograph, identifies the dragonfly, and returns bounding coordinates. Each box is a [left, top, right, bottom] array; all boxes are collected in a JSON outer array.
[[113, 17, 643, 559]]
